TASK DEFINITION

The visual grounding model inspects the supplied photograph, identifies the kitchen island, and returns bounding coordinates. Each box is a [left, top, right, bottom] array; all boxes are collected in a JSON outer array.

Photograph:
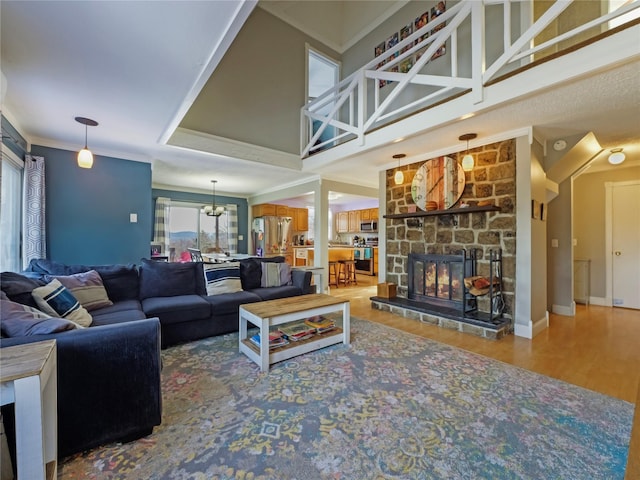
[[293, 246, 376, 276]]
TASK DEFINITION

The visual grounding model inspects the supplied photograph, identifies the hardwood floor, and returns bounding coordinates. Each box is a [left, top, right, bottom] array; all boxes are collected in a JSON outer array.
[[330, 273, 640, 477]]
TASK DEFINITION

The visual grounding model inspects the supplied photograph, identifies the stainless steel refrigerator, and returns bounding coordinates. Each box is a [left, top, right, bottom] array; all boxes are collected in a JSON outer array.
[[252, 216, 293, 257]]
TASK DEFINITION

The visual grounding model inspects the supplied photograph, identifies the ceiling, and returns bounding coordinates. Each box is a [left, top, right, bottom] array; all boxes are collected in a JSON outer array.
[[1, 1, 638, 201]]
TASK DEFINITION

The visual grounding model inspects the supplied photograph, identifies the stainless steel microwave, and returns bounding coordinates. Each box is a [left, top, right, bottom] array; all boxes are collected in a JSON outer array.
[[360, 221, 377, 232]]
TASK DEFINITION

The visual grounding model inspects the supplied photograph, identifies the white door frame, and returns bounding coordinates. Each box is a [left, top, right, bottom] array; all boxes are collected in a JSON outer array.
[[605, 179, 640, 307]]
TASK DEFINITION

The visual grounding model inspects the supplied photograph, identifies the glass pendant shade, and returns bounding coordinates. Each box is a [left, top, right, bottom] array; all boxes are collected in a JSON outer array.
[[461, 154, 474, 171], [77, 148, 93, 168], [394, 170, 404, 185], [75, 117, 98, 168]]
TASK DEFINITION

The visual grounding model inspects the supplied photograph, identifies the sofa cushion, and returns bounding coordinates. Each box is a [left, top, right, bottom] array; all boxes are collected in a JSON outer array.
[[204, 262, 242, 295], [239, 256, 285, 290], [27, 260, 140, 301], [45, 270, 113, 311], [89, 299, 146, 326], [0, 271, 45, 309], [1, 292, 79, 337], [139, 259, 205, 300], [248, 286, 303, 302], [260, 262, 292, 287], [141, 295, 211, 325], [32, 279, 93, 327], [204, 290, 262, 315]]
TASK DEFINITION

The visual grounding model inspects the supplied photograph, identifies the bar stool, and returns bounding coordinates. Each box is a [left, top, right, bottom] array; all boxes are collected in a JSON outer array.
[[328, 261, 340, 288], [341, 259, 357, 286]]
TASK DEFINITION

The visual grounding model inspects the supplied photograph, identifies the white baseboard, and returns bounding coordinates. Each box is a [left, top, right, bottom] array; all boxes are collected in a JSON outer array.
[[532, 312, 550, 337], [514, 322, 532, 338], [514, 313, 549, 339], [588, 296, 609, 306], [552, 302, 576, 316]]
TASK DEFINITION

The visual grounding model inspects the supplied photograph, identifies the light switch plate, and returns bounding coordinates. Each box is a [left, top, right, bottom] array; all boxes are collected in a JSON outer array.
[[130, 213, 138, 223]]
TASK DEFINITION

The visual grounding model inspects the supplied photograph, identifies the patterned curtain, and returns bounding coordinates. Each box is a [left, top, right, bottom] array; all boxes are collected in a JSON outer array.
[[226, 204, 238, 254], [153, 197, 171, 256], [22, 155, 46, 268]]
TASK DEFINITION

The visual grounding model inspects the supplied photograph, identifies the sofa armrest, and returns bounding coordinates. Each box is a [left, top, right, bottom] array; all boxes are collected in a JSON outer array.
[[291, 269, 313, 294], [0, 318, 162, 458]]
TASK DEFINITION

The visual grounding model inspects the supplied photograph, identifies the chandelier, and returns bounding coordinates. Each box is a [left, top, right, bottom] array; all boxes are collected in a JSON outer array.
[[203, 180, 226, 217]]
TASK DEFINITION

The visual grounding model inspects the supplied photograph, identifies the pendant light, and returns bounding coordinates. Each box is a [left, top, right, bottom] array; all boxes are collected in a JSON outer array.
[[203, 180, 226, 217], [393, 153, 406, 185], [75, 117, 98, 168], [459, 133, 477, 172], [608, 148, 625, 165]]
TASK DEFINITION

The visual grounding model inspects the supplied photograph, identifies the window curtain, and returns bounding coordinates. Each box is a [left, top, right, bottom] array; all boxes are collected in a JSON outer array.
[[226, 204, 238, 254], [153, 197, 171, 256], [22, 155, 46, 269]]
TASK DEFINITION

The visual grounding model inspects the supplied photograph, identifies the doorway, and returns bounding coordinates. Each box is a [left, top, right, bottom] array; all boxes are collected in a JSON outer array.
[[606, 180, 640, 309]]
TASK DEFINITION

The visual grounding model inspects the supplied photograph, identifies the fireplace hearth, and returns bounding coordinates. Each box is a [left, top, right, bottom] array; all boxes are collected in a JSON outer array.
[[372, 249, 510, 339]]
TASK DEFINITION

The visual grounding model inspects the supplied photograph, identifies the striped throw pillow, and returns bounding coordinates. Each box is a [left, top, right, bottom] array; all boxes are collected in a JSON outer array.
[[32, 279, 93, 327], [203, 262, 242, 296]]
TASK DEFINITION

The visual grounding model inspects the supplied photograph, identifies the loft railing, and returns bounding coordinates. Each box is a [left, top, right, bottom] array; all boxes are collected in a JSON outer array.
[[301, 0, 640, 158]]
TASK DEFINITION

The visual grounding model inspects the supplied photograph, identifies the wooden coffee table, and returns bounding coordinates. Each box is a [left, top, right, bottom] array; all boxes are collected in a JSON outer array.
[[239, 294, 350, 371]]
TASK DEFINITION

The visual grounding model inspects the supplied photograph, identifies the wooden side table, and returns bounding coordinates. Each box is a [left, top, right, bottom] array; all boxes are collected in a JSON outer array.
[[0, 340, 57, 480]]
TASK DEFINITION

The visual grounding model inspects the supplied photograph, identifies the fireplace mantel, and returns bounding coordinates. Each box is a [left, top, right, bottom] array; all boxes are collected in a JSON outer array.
[[383, 205, 500, 219]]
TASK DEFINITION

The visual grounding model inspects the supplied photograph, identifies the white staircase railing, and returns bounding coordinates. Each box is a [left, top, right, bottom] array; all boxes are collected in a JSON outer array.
[[301, 0, 640, 158]]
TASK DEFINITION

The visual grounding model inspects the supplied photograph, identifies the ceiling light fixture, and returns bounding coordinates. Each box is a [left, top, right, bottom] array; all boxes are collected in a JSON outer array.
[[459, 133, 477, 172], [203, 180, 226, 217], [75, 116, 98, 168], [608, 148, 625, 165], [393, 153, 406, 185]]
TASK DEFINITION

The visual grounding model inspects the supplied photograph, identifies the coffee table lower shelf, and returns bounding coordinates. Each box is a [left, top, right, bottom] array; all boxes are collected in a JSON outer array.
[[239, 294, 350, 371]]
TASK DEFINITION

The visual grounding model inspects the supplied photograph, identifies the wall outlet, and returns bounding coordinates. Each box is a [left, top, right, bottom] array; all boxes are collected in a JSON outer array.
[[238, 234, 244, 241], [130, 213, 138, 223], [551, 239, 558, 248]]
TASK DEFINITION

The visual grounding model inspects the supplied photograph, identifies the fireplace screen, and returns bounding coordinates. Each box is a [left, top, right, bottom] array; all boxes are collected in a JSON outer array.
[[408, 251, 475, 309]]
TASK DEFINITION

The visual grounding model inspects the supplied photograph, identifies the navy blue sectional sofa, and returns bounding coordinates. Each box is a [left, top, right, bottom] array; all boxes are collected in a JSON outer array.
[[0, 256, 312, 458]]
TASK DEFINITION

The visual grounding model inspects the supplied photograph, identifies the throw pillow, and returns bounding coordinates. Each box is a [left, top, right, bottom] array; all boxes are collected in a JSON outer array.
[[138, 258, 200, 299], [32, 279, 93, 327], [1, 293, 79, 337], [46, 270, 113, 311], [260, 262, 292, 288], [204, 262, 242, 295]]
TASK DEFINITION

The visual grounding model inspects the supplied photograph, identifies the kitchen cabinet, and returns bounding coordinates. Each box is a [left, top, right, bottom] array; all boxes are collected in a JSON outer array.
[[294, 208, 308, 231], [370, 208, 379, 220], [253, 204, 276, 217], [276, 205, 291, 216], [361, 209, 371, 221], [336, 212, 349, 233], [294, 247, 314, 266], [348, 210, 360, 232]]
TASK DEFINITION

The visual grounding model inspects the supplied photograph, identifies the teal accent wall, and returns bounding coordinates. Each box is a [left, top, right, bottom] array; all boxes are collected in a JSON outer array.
[[31, 145, 152, 265], [152, 188, 249, 254]]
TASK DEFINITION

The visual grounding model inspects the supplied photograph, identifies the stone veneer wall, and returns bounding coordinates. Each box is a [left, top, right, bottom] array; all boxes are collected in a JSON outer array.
[[385, 139, 516, 319]]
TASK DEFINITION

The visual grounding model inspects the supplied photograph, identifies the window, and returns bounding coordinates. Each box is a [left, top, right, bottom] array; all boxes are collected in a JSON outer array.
[[167, 202, 230, 261], [0, 148, 24, 272], [307, 45, 340, 150]]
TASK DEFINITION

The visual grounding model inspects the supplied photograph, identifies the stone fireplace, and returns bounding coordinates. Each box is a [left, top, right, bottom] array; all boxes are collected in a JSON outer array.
[[372, 139, 517, 339]]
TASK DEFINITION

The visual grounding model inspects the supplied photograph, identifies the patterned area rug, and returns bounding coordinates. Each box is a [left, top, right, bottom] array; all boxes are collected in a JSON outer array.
[[59, 318, 633, 479]]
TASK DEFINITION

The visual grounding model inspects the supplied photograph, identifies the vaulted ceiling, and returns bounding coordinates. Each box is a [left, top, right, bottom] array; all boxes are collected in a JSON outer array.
[[2, 1, 638, 199]]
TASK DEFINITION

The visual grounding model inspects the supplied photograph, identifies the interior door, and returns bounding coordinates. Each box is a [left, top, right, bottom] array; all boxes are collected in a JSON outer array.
[[611, 182, 640, 309]]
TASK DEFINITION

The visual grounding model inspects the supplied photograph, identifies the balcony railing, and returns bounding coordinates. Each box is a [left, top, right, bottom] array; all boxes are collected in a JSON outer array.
[[301, 0, 640, 158]]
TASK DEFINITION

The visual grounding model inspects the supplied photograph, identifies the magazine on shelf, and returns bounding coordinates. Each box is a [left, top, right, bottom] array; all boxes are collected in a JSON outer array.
[[279, 322, 316, 341], [305, 315, 336, 334], [250, 331, 290, 349]]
